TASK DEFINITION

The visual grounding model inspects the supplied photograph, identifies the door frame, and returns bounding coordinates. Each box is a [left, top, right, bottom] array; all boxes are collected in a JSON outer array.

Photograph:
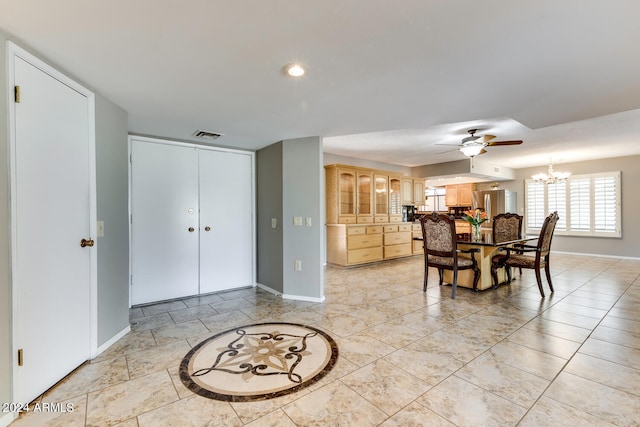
[[7, 41, 98, 400], [127, 135, 256, 307]]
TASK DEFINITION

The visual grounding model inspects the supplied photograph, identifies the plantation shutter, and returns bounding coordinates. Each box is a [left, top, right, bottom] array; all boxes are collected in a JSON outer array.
[[547, 181, 566, 231], [569, 178, 590, 232], [526, 180, 545, 230], [593, 174, 618, 233]]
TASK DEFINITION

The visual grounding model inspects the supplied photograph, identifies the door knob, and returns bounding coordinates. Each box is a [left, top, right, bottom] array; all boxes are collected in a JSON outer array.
[[80, 238, 94, 248], [188, 227, 195, 232], [204, 226, 211, 232]]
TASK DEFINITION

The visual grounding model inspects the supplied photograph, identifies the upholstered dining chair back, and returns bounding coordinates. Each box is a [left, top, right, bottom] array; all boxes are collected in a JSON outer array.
[[492, 213, 523, 244]]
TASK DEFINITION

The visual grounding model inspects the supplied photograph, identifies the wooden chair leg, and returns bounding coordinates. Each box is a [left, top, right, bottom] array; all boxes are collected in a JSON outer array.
[[506, 266, 512, 284], [535, 268, 545, 297], [545, 263, 554, 293], [438, 269, 444, 286], [423, 257, 428, 292], [451, 268, 457, 299], [472, 267, 480, 292], [490, 263, 499, 289]]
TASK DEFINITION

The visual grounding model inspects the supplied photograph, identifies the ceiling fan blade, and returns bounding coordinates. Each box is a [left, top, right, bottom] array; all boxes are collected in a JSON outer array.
[[479, 134, 496, 143], [479, 148, 488, 155], [435, 142, 462, 146], [486, 140, 523, 146]]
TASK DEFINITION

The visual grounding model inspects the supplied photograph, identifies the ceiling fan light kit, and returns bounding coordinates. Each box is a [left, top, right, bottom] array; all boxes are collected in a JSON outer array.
[[438, 128, 524, 158], [460, 144, 485, 157]]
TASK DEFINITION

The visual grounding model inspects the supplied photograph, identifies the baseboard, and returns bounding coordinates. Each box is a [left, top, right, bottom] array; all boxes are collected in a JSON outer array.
[[553, 250, 640, 260], [256, 283, 282, 297], [256, 283, 325, 303], [92, 325, 131, 359], [0, 412, 17, 427], [282, 293, 325, 303]]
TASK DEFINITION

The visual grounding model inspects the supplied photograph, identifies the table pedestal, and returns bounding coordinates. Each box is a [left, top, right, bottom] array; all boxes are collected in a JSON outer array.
[[442, 243, 508, 291]]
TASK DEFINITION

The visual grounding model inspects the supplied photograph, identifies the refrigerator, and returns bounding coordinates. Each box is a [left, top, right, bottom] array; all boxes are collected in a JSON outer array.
[[472, 190, 516, 228]]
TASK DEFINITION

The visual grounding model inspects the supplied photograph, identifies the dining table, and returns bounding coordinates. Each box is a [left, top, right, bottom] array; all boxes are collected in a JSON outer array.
[[416, 230, 537, 291]]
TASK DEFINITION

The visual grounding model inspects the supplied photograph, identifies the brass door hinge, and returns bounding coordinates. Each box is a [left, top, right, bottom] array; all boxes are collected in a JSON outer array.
[[14, 85, 21, 103], [18, 349, 23, 366]]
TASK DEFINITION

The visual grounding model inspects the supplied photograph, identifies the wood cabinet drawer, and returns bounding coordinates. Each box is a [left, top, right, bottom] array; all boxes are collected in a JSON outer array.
[[348, 234, 383, 250], [347, 226, 366, 235], [384, 225, 398, 233], [389, 215, 402, 222], [366, 226, 382, 234], [384, 243, 412, 258], [375, 215, 389, 223], [413, 240, 423, 253], [384, 231, 411, 245], [339, 216, 356, 224], [398, 224, 412, 232], [348, 247, 383, 264], [412, 224, 421, 231], [357, 216, 373, 223]]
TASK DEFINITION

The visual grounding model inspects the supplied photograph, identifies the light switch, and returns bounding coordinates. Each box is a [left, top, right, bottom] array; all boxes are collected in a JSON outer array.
[[294, 260, 302, 271], [293, 216, 303, 226], [305, 217, 312, 227], [271, 218, 277, 228], [97, 220, 104, 237]]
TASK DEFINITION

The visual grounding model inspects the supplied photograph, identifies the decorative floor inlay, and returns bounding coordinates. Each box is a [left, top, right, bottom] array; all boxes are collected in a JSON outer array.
[[180, 322, 339, 401]]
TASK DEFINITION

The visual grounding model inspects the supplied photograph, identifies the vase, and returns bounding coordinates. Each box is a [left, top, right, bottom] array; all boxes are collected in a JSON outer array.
[[473, 224, 481, 241]]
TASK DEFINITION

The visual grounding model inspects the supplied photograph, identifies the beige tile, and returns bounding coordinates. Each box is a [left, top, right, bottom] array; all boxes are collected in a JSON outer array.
[[126, 340, 191, 379], [590, 324, 640, 349], [151, 319, 210, 345], [544, 372, 640, 425], [412, 330, 493, 363], [199, 310, 253, 334], [137, 394, 242, 426], [361, 322, 427, 349], [579, 337, 640, 370], [92, 330, 157, 363], [243, 409, 297, 427], [131, 312, 175, 332], [181, 293, 225, 307], [229, 389, 311, 425], [11, 395, 87, 427], [486, 340, 567, 381], [341, 359, 432, 415], [565, 352, 640, 396], [282, 381, 388, 426], [384, 347, 463, 386], [140, 300, 188, 316], [45, 357, 129, 402], [379, 401, 455, 427], [506, 327, 581, 359], [521, 317, 591, 343], [416, 376, 527, 426], [600, 313, 640, 333], [168, 305, 218, 323], [519, 396, 616, 427], [86, 371, 178, 427], [455, 353, 550, 408], [167, 365, 193, 398], [314, 314, 372, 337], [333, 334, 396, 367]]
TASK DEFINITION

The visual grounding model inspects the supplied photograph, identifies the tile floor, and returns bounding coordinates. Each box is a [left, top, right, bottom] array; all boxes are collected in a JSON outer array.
[[13, 253, 640, 426]]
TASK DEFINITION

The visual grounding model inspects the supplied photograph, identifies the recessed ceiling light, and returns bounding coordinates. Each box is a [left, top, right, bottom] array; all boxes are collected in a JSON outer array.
[[285, 63, 306, 77]]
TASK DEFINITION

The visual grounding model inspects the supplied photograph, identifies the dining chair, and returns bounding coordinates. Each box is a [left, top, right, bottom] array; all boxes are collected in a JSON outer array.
[[494, 211, 559, 297], [490, 212, 523, 287], [420, 212, 480, 298]]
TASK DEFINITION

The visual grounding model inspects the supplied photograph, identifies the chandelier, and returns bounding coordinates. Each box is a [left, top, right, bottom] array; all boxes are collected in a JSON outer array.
[[532, 160, 571, 184]]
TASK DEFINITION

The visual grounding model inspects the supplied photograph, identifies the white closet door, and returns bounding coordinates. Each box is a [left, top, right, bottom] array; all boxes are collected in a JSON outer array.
[[131, 141, 200, 304], [13, 55, 92, 403], [199, 150, 253, 293]]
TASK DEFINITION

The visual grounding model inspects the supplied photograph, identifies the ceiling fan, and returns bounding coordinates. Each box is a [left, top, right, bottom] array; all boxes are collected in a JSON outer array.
[[438, 129, 523, 158]]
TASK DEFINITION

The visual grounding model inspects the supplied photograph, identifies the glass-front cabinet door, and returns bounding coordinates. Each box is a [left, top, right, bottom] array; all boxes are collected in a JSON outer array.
[[356, 171, 374, 223], [338, 168, 356, 223], [374, 174, 389, 223], [389, 176, 402, 222]]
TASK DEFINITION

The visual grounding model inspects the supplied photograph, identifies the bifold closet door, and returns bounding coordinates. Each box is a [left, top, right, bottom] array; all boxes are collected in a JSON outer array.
[[131, 141, 200, 305], [199, 149, 253, 293]]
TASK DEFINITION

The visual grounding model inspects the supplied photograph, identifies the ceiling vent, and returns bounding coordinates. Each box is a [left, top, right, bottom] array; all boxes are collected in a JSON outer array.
[[193, 130, 223, 140]]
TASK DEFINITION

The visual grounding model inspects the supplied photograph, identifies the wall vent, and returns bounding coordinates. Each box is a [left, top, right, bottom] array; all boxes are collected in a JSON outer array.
[[193, 130, 223, 140], [493, 166, 501, 174]]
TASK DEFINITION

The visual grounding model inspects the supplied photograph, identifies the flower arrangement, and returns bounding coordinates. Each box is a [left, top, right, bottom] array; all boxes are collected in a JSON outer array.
[[462, 209, 487, 240], [462, 209, 488, 226]]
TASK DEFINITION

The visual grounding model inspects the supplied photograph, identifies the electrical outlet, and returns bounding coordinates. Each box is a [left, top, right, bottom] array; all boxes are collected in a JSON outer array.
[[305, 217, 312, 227], [271, 218, 277, 228], [293, 216, 303, 226], [294, 260, 302, 271]]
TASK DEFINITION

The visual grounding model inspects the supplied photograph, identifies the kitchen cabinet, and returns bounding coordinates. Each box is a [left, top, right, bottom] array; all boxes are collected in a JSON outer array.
[[374, 174, 389, 223], [402, 178, 426, 205], [445, 183, 476, 207], [388, 175, 402, 222], [325, 165, 374, 224]]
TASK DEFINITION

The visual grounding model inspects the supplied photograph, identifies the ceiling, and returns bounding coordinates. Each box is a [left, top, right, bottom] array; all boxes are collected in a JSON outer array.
[[2, 1, 640, 169]]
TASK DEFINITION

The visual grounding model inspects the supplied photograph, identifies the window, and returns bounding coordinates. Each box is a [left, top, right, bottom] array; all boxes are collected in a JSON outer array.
[[525, 171, 621, 237]]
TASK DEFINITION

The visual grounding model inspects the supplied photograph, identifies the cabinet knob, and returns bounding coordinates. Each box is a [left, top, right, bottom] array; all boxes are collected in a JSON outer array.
[[188, 227, 195, 232], [204, 226, 211, 232]]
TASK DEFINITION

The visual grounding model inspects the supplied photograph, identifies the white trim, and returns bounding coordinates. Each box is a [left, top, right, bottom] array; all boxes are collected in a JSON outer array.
[[0, 412, 17, 427], [92, 325, 131, 359], [7, 41, 98, 402], [282, 293, 326, 303], [256, 282, 282, 297]]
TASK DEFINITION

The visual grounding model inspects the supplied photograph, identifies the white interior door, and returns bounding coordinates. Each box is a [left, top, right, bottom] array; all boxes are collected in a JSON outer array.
[[130, 141, 200, 304], [199, 150, 253, 293], [12, 53, 93, 403]]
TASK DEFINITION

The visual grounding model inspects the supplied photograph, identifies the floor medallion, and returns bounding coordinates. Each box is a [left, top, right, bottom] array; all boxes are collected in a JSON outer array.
[[180, 322, 339, 402]]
